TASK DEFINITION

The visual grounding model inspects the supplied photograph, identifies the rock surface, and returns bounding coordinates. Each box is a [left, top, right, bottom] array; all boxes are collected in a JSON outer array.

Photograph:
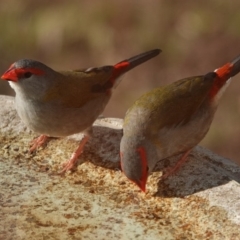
[[0, 95, 240, 240]]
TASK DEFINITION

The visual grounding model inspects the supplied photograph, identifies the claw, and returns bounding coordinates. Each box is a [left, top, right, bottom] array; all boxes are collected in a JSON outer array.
[[160, 150, 191, 180], [58, 135, 89, 174], [29, 135, 49, 153]]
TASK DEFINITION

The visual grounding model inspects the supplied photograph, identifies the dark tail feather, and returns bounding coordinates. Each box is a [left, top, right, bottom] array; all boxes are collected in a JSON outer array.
[[230, 54, 240, 78], [110, 49, 161, 88], [116, 49, 161, 72]]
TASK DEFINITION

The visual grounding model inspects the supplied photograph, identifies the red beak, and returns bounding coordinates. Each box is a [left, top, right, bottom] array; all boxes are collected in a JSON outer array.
[[1, 66, 18, 82], [135, 179, 146, 193]]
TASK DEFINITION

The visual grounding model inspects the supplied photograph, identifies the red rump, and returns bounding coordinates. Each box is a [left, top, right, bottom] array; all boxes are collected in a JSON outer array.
[[110, 61, 130, 86], [215, 63, 233, 79], [114, 61, 130, 72], [209, 63, 233, 99]]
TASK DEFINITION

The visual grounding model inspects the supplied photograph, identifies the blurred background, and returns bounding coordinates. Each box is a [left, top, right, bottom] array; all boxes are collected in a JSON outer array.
[[0, 0, 240, 165]]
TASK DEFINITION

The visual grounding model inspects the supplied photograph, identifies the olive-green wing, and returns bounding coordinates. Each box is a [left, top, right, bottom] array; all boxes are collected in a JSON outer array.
[[126, 72, 216, 134], [43, 66, 114, 108]]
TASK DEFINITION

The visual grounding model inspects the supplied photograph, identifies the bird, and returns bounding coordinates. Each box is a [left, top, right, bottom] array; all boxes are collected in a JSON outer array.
[[120, 53, 240, 192], [1, 49, 161, 173]]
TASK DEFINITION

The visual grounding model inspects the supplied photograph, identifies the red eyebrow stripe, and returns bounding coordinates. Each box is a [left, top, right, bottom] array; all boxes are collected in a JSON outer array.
[[14, 67, 45, 76], [136, 146, 147, 192], [1, 67, 45, 82]]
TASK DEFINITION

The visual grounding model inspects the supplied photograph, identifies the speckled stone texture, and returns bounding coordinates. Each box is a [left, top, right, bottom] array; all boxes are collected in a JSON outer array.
[[0, 95, 240, 240]]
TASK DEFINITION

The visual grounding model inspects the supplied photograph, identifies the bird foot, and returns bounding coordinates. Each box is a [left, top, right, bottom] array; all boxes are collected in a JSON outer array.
[[29, 135, 49, 153], [160, 150, 191, 180], [59, 153, 78, 174], [160, 167, 177, 180], [58, 135, 89, 174]]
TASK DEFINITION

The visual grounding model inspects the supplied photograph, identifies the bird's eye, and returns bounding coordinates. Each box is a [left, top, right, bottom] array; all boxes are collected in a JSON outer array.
[[24, 72, 32, 78]]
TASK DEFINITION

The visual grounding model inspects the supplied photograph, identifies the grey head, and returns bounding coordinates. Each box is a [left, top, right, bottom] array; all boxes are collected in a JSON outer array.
[[120, 135, 158, 192], [1, 59, 61, 99]]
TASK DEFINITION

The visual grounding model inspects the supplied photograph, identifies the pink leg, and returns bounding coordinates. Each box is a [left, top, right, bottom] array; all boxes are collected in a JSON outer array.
[[161, 150, 191, 180], [29, 135, 49, 153], [59, 135, 89, 174]]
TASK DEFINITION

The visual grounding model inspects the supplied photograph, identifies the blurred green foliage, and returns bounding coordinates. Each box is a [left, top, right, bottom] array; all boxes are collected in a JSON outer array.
[[0, 0, 240, 164]]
